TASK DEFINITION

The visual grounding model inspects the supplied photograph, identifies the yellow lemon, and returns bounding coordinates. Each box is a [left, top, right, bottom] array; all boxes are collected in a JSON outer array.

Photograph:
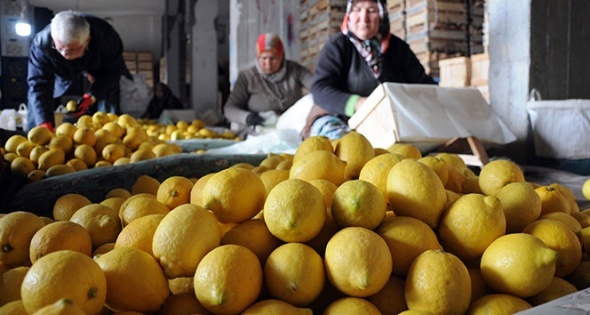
[[438, 193, 506, 261], [101, 143, 126, 163], [194, 244, 263, 314], [104, 188, 131, 199], [53, 193, 92, 221], [94, 247, 169, 313], [156, 176, 194, 209], [117, 114, 137, 129], [523, 219, 582, 277], [0, 211, 46, 266], [189, 173, 214, 207], [202, 167, 266, 224], [4, 135, 28, 153], [45, 164, 76, 177], [293, 135, 334, 163], [263, 179, 326, 243], [29, 221, 92, 264], [558, 184, 580, 213], [478, 159, 525, 196], [27, 169, 46, 182], [102, 121, 125, 139], [37, 149, 65, 171], [334, 130, 375, 180], [405, 249, 471, 315], [0, 266, 29, 305], [541, 211, 582, 234], [130, 174, 160, 196], [526, 277, 577, 306], [331, 180, 387, 229], [386, 159, 447, 229], [10, 156, 35, 176], [468, 268, 493, 303], [366, 274, 407, 315], [118, 194, 169, 227], [72, 127, 97, 146], [417, 155, 450, 186], [259, 154, 284, 169], [27, 126, 53, 146], [480, 233, 558, 298], [496, 182, 542, 233], [115, 214, 165, 257], [92, 243, 115, 256], [467, 294, 532, 314], [242, 299, 313, 315], [306, 178, 338, 209], [66, 158, 88, 172], [387, 142, 422, 159], [29, 146, 49, 164], [73, 144, 97, 168], [31, 298, 86, 315], [535, 183, 572, 215], [323, 297, 381, 315], [21, 250, 106, 315], [221, 218, 281, 265], [16, 140, 34, 158], [129, 148, 156, 163], [264, 243, 325, 307], [289, 150, 346, 186], [55, 122, 77, 138], [153, 204, 221, 278], [69, 204, 122, 249], [359, 152, 406, 202], [47, 134, 74, 155], [159, 292, 210, 315], [436, 152, 467, 172], [583, 179, 590, 200], [377, 215, 442, 276], [259, 169, 290, 195], [0, 300, 27, 315], [324, 227, 392, 297]]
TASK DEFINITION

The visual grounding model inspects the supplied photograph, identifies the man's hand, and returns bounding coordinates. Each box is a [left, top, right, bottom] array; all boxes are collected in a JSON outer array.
[[72, 93, 96, 117], [246, 112, 265, 126]]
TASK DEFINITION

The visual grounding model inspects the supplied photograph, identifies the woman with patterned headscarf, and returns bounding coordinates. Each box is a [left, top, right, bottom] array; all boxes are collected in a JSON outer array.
[[224, 33, 313, 138], [304, 0, 436, 140]]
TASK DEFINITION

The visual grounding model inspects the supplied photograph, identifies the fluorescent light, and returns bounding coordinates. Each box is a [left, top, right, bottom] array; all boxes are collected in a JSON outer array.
[[15, 20, 31, 37]]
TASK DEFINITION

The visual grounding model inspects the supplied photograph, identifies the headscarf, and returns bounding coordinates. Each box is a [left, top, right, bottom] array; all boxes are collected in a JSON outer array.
[[255, 33, 287, 82], [341, 0, 391, 78]]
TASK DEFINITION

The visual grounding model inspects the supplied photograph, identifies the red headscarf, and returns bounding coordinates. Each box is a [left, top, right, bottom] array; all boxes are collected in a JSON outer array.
[[256, 33, 284, 59]]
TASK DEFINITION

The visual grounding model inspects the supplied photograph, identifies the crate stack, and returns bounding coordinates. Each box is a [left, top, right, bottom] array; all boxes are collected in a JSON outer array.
[[122, 50, 155, 88], [388, 0, 406, 39], [299, 0, 347, 72]]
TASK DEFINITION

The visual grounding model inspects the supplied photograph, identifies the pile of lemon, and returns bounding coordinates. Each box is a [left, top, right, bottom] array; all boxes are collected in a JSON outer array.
[[137, 118, 239, 142], [1, 131, 590, 314], [1, 112, 223, 182]]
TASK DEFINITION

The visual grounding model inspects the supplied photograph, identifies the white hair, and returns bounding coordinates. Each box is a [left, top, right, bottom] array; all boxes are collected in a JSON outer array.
[[50, 10, 90, 45]]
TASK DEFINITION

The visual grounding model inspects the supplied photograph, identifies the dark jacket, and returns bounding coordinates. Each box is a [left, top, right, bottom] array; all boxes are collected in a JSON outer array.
[[312, 32, 436, 116], [27, 15, 130, 129]]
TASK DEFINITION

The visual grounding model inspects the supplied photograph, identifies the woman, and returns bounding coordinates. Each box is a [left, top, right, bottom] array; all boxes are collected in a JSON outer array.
[[305, 0, 436, 139], [223, 33, 313, 138]]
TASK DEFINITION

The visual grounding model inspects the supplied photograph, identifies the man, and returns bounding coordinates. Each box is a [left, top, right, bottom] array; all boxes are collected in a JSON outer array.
[[26, 10, 132, 131]]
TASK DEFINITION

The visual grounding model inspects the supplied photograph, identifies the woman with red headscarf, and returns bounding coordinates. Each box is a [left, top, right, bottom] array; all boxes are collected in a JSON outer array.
[[304, 0, 436, 140], [224, 33, 313, 138]]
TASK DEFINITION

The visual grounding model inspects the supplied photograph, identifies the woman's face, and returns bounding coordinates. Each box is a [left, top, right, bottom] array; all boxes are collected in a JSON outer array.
[[348, 0, 381, 40], [258, 51, 283, 75]]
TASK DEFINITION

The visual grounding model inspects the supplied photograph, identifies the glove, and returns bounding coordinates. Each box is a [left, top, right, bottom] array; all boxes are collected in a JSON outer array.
[[72, 93, 96, 118], [246, 112, 265, 126], [39, 122, 55, 133]]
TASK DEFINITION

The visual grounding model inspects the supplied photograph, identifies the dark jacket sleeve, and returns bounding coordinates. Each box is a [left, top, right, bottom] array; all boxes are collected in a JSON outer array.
[[27, 26, 57, 128]]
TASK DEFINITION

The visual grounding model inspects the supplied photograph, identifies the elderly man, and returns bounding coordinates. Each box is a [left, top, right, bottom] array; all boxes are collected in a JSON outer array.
[[26, 10, 132, 131]]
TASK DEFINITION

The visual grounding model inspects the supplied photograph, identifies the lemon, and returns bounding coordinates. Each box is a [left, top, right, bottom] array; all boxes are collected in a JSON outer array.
[[359, 152, 405, 202], [325, 227, 392, 297], [558, 184, 580, 213], [31, 298, 86, 315], [496, 182, 542, 233], [159, 292, 210, 315], [541, 211, 582, 234], [377, 215, 442, 276], [387, 143, 422, 159], [242, 299, 313, 314], [468, 268, 492, 303], [29, 221, 92, 264], [73, 144, 97, 168], [584, 179, 590, 200], [104, 188, 131, 199], [101, 143, 126, 163], [306, 178, 338, 209], [130, 175, 160, 196], [47, 134, 74, 154], [386, 159, 447, 229], [535, 183, 572, 215], [69, 204, 122, 249], [526, 277, 577, 306], [194, 244, 263, 314], [16, 140, 34, 158], [73, 127, 97, 146], [323, 297, 381, 315], [334, 131, 375, 180], [480, 233, 558, 298], [55, 122, 77, 138], [202, 167, 266, 224], [289, 150, 346, 186], [66, 99, 77, 112], [0, 266, 29, 305], [293, 135, 333, 163], [53, 193, 92, 221], [29, 146, 49, 164], [66, 158, 89, 172], [523, 219, 582, 277], [259, 169, 290, 195], [418, 156, 450, 186], [263, 179, 326, 243], [189, 173, 214, 207], [156, 176, 194, 209], [4, 135, 28, 153], [0, 211, 46, 266], [0, 300, 27, 314], [115, 214, 165, 257], [10, 156, 36, 176], [331, 180, 386, 229], [439, 193, 506, 261], [27, 169, 46, 182], [21, 250, 107, 315], [45, 164, 76, 177], [478, 159, 525, 196], [366, 274, 407, 314], [468, 294, 532, 314], [264, 243, 324, 306], [152, 204, 221, 278], [221, 218, 281, 265], [37, 149, 65, 171], [94, 247, 169, 313], [27, 126, 53, 146], [405, 249, 471, 315]]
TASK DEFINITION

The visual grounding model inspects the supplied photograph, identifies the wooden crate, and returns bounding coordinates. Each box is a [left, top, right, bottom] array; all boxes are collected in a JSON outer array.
[[470, 53, 489, 86], [439, 56, 471, 87]]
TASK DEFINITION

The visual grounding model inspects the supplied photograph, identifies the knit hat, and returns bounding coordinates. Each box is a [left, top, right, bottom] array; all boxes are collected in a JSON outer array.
[[256, 33, 284, 58]]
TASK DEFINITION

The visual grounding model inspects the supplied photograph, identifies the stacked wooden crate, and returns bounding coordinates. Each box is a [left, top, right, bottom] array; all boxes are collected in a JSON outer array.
[[122, 50, 155, 88], [388, 0, 406, 39], [299, 0, 347, 71]]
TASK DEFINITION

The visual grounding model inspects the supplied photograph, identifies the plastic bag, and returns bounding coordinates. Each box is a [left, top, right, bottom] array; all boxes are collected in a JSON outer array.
[[120, 74, 152, 117], [206, 129, 302, 155], [0, 109, 17, 130]]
